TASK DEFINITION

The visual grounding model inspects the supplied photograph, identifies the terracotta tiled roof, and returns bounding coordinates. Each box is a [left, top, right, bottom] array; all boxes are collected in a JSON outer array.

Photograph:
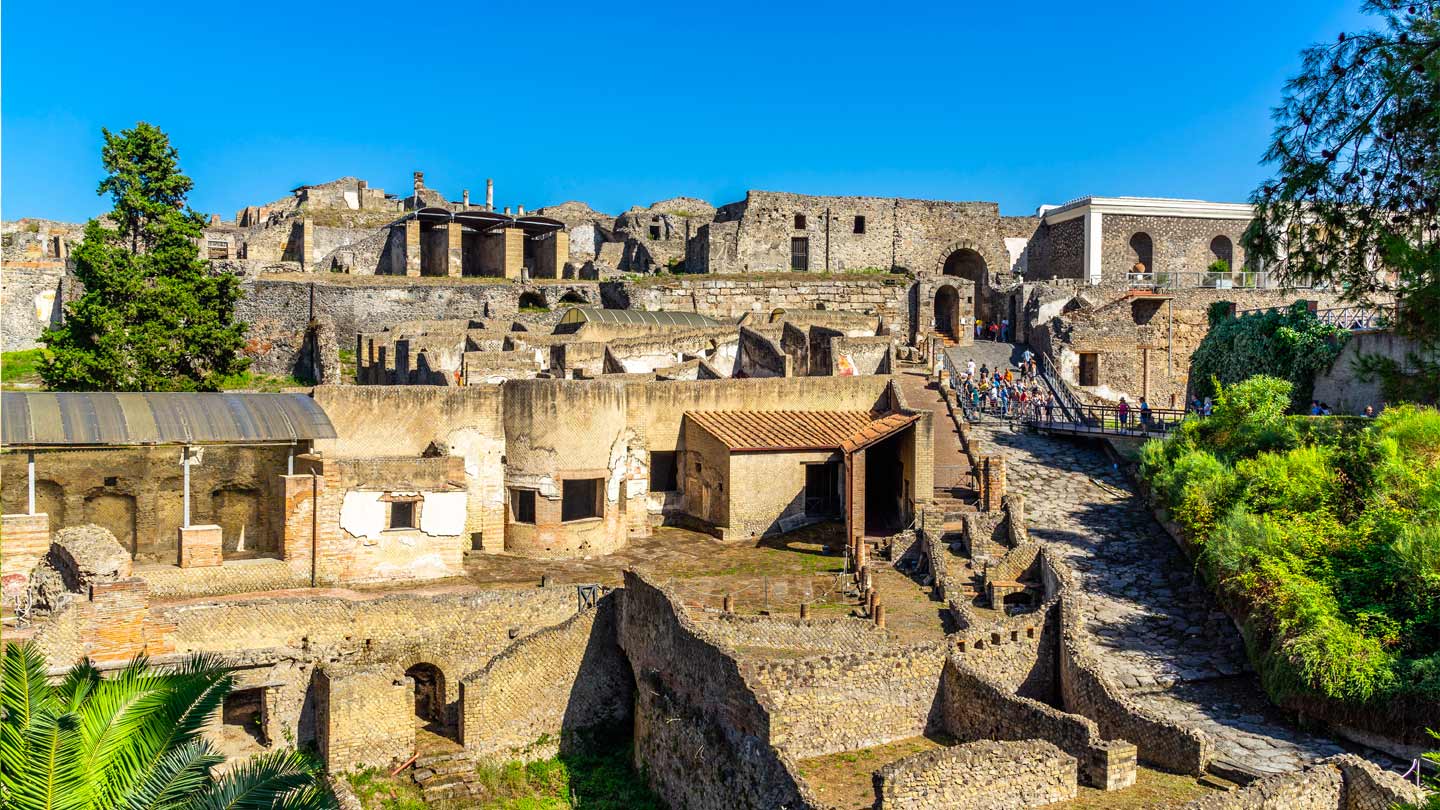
[[686, 410, 918, 452]]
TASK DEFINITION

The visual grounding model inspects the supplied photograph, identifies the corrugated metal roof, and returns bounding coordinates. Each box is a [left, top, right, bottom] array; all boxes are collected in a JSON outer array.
[[686, 410, 917, 452], [558, 307, 721, 328], [1, 392, 337, 448]]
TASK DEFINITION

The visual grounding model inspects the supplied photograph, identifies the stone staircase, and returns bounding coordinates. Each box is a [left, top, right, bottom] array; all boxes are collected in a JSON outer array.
[[411, 750, 479, 808]]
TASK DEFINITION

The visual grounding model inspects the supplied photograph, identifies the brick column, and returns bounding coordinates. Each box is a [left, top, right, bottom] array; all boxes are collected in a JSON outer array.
[[1, 513, 50, 580], [502, 227, 525, 280], [447, 222, 463, 278], [405, 220, 421, 277], [178, 525, 223, 568], [982, 456, 1007, 512], [301, 216, 315, 267], [278, 474, 318, 579]]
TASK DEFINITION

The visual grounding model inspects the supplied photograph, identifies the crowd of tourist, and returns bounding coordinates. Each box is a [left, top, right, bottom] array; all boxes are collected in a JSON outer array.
[[945, 349, 1056, 422]]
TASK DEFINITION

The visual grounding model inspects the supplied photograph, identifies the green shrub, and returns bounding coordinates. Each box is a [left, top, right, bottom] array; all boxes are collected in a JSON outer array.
[[1235, 445, 1339, 515], [1188, 302, 1348, 411]]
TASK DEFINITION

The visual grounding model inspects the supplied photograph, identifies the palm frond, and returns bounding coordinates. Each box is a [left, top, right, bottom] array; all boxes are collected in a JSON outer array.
[[2, 642, 55, 797], [118, 739, 223, 810], [190, 748, 338, 810], [82, 658, 171, 808], [53, 659, 102, 713], [10, 706, 93, 810], [105, 654, 233, 803]]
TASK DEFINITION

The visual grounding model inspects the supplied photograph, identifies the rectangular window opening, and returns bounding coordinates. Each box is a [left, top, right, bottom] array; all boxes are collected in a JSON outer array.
[[794, 213, 807, 230], [1078, 353, 1099, 387], [790, 237, 810, 272], [511, 489, 536, 524], [650, 451, 678, 492], [648, 225, 661, 240], [388, 500, 416, 529], [562, 478, 603, 522], [853, 216, 866, 234]]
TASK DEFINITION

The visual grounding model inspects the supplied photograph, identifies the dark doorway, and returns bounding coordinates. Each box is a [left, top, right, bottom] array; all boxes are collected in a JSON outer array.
[[404, 663, 447, 731], [864, 432, 908, 535], [805, 461, 842, 517], [934, 286, 959, 339], [791, 237, 810, 271], [222, 687, 267, 746], [1078, 353, 1099, 387]]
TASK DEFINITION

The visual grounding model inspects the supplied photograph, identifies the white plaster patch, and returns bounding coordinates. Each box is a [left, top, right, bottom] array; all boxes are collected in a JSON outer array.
[[339, 491, 387, 539], [33, 290, 55, 322], [1004, 237, 1030, 275], [343, 190, 360, 210], [420, 491, 467, 536]]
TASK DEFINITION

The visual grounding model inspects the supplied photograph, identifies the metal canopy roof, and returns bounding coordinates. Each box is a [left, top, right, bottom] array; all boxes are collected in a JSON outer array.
[[557, 307, 721, 328], [1, 392, 337, 449], [513, 216, 565, 235]]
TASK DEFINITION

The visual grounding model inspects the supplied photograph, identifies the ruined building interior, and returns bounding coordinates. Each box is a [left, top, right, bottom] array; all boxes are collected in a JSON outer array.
[[0, 174, 1422, 810]]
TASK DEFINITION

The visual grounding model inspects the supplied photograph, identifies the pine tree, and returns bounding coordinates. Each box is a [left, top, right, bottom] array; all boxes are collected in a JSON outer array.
[[40, 122, 249, 391]]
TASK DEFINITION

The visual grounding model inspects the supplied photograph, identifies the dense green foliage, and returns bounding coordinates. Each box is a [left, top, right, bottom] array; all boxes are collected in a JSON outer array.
[[40, 122, 249, 392], [1244, 1, 1439, 403], [1141, 376, 1440, 708], [1, 349, 47, 386], [0, 641, 335, 810], [1188, 301, 1350, 410]]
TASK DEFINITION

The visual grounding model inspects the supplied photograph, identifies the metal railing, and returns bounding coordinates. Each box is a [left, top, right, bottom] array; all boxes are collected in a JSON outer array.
[[1028, 402, 1187, 436], [1034, 349, 1085, 424], [1316, 304, 1394, 331]]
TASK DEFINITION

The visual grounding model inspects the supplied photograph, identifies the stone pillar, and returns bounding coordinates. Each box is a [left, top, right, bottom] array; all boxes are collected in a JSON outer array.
[[982, 456, 1007, 512], [485, 178, 494, 212], [301, 216, 315, 268], [447, 222, 463, 278], [462, 189, 470, 209], [178, 524, 223, 568], [405, 220, 422, 277], [502, 227, 526, 280], [1, 512, 50, 580]]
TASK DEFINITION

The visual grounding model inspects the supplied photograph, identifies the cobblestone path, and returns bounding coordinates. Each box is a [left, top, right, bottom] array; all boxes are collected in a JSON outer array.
[[965, 420, 1356, 775]]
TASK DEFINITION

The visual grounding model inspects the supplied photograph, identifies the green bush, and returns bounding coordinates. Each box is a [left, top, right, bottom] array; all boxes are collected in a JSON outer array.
[[1141, 381, 1440, 709], [1189, 301, 1348, 411]]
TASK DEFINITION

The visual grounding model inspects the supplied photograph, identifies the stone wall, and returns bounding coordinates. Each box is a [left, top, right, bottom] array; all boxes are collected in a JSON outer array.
[[237, 276, 599, 375], [0, 445, 290, 564], [1100, 214, 1249, 281], [874, 739, 1077, 810], [1312, 329, 1434, 415], [746, 641, 948, 759], [605, 275, 911, 336], [0, 260, 67, 351], [1177, 754, 1426, 810], [619, 570, 815, 810], [458, 594, 632, 759]]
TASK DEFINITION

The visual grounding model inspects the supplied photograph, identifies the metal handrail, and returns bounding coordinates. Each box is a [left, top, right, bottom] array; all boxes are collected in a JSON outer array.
[[1034, 349, 1084, 424], [1027, 402, 1187, 436]]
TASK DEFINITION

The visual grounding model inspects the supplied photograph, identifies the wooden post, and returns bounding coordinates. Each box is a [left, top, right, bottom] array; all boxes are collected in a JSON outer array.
[[799, 602, 810, 620], [723, 593, 734, 614]]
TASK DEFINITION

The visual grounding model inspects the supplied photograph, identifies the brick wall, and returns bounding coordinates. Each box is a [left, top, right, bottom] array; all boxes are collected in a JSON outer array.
[[178, 525, 223, 568], [1, 512, 50, 579]]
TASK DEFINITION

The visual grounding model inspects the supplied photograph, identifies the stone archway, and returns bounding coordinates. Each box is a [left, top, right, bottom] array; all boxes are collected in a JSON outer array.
[[404, 662, 448, 730], [934, 285, 960, 339], [939, 245, 989, 321]]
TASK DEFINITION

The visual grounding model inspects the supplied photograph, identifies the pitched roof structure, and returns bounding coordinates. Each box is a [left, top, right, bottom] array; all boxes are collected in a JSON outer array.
[[686, 410, 918, 453], [1, 392, 337, 449]]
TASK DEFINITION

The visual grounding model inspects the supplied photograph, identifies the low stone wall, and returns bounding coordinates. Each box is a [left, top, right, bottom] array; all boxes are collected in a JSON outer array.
[[604, 276, 912, 337], [699, 611, 894, 654], [874, 739, 1077, 810], [459, 593, 633, 759], [747, 641, 948, 759], [1178, 754, 1426, 809], [1055, 585, 1212, 774], [940, 657, 1135, 790]]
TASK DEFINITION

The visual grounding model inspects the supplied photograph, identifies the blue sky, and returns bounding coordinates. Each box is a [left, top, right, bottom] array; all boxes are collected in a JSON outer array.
[[3, 1, 1369, 222]]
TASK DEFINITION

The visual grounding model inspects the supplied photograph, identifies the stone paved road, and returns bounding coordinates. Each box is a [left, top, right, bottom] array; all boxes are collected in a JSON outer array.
[[964, 418, 1356, 775]]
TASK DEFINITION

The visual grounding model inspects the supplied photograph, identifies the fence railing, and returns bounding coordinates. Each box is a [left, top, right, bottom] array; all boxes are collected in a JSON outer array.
[[1028, 403, 1187, 436], [1034, 349, 1085, 424], [1125, 270, 1324, 290], [1315, 304, 1394, 331]]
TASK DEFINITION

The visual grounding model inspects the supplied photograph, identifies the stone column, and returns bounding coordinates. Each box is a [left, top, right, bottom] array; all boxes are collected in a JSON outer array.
[[405, 220, 421, 277], [502, 227, 526, 280], [447, 222, 463, 278]]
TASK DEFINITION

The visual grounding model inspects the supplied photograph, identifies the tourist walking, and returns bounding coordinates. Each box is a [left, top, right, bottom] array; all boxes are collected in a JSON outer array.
[[1117, 397, 1130, 430]]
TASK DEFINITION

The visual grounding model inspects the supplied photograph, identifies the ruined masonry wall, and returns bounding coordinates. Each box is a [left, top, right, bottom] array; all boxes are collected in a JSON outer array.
[[874, 739, 1077, 810], [459, 593, 633, 759], [606, 276, 911, 336]]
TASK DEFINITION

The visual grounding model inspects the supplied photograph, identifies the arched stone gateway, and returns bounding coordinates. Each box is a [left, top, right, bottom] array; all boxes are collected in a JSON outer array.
[[404, 662, 448, 731], [939, 245, 989, 322], [934, 286, 960, 341]]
